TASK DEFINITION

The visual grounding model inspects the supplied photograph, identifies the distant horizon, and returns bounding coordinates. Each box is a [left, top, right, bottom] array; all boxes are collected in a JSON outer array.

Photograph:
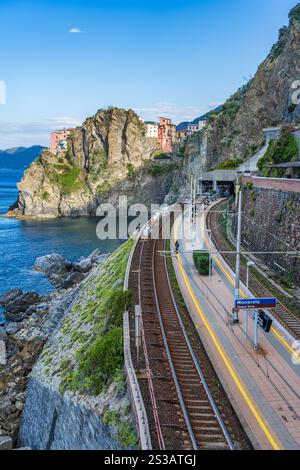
[[0, 0, 297, 147], [0, 144, 46, 152]]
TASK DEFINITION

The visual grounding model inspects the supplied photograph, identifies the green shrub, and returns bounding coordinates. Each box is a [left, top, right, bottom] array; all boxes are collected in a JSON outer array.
[[289, 4, 300, 23], [77, 326, 123, 394], [58, 241, 133, 395], [257, 129, 298, 176], [96, 181, 111, 197], [41, 191, 50, 201], [103, 409, 119, 426], [211, 157, 243, 170], [223, 100, 240, 120], [268, 26, 288, 61], [150, 163, 175, 177], [126, 163, 136, 179], [56, 167, 82, 194], [193, 251, 210, 276], [91, 149, 108, 168], [104, 288, 132, 328], [117, 423, 138, 447]]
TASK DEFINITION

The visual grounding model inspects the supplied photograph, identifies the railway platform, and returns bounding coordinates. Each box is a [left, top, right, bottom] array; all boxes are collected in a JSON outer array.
[[171, 206, 300, 450]]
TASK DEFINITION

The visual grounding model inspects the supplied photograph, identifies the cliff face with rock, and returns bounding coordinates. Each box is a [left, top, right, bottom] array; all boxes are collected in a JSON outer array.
[[11, 108, 178, 218], [239, 178, 300, 287], [0, 242, 138, 450], [181, 4, 300, 186]]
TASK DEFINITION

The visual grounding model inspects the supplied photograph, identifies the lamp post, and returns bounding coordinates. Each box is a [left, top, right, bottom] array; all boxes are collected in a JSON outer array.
[[233, 190, 242, 324], [200, 176, 203, 197], [246, 261, 255, 297], [244, 261, 255, 338], [207, 228, 212, 282]]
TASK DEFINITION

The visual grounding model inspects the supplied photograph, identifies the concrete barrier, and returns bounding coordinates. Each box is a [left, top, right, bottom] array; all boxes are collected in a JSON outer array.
[[123, 233, 152, 450]]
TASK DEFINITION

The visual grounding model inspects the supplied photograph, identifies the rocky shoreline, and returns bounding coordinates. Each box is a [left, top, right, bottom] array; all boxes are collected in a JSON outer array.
[[0, 249, 108, 449]]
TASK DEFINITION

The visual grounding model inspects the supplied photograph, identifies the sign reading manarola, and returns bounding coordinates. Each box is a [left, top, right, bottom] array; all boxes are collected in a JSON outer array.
[[1, 0, 300, 464]]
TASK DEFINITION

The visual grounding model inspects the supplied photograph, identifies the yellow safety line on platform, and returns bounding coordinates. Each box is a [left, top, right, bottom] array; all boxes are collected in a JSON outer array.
[[176, 252, 282, 450]]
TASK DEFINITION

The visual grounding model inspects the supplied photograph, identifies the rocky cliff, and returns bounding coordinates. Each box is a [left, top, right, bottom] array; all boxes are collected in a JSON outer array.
[[11, 108, 178, 218], [182, 4, 300, 182]]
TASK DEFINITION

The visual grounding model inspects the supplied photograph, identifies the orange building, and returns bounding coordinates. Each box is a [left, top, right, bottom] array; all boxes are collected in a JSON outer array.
[[176, 129, 188, 142], [158, 117, 176, 153], [50, 128, 73, 153]]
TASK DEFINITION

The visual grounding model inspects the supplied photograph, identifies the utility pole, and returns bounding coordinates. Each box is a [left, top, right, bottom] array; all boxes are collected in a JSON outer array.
[[233, 189, 242, 324], [244, 261, 255, 338], [254, 311, 259, 351], [193, 176, 197, 223], [190, 174, 197, 223]]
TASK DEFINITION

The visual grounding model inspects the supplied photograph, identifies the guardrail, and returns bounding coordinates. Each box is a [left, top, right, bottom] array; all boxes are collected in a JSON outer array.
[[123, 231, 152, 450]]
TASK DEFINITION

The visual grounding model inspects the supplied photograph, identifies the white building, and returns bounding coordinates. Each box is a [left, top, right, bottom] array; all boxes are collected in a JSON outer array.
[[197, 119, 206, 130], [187, 124, 199, 135], [187, 119, 207, 136], [145, 121, 159, 138]]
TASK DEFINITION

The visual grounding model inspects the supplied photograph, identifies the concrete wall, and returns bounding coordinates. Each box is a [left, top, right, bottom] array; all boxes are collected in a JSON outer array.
[[240, 177, 300, 285]]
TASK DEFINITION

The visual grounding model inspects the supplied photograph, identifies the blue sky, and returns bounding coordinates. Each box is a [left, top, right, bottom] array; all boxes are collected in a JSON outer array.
[[0, 0, 297, 147]]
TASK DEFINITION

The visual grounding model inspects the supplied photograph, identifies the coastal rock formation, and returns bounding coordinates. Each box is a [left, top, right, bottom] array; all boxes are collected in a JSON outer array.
[[11, 108, 178, 219], [181, 5, 300, 184], [0, 243, 137, 450], [18, 241, 136, 450], [33, 250, 107, 287]]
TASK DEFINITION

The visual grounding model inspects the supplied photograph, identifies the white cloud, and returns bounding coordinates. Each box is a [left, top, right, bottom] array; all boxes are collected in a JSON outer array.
[[135, 102, 212, 124], [69, 28, 83, 33], [0, 117, 82, 149]]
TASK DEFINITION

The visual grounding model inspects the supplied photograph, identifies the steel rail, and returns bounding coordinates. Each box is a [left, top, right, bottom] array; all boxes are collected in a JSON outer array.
[[137, 239, 166, 450], [151, 239, 198, 450], [163, 240, 235, 450]]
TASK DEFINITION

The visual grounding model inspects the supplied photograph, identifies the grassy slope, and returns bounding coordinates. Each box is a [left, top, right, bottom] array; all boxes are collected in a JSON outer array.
[[39, 239, 138, 447]]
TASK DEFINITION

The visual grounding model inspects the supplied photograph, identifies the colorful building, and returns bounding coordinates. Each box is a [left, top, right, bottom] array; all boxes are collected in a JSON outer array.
[[145, 121, 159, 138], [176, 129, 189, 142], [50, 128, 73, 154], [158, 117, 176, 153], [187, 119, 206, 136]]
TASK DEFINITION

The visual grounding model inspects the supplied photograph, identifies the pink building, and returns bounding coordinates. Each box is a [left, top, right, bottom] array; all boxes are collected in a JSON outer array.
[[158, 117, 176, 153], [50, 128, 72, 154]]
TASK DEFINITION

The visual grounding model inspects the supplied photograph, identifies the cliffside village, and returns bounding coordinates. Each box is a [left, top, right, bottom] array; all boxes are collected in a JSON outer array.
[[49, 120, 300, 188], [50, 116, 208, 154]]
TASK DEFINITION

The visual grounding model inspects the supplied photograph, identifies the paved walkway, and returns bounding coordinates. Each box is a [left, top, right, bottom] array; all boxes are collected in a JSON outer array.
[[171, 207, 300, 450]]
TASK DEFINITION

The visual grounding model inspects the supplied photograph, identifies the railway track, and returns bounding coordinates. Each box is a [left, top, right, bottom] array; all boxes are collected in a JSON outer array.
[[129, 233, 235, 450], [207, 199, 300, 339]]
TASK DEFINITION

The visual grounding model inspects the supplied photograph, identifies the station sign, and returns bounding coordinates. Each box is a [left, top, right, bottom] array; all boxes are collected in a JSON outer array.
[[257, 310, 273, 333], [235, 297, 277, 310]]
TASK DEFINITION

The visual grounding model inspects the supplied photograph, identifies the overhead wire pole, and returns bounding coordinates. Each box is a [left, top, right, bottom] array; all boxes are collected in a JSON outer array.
[[193, 175, 197, 224], [233, 189, 242, 324]]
